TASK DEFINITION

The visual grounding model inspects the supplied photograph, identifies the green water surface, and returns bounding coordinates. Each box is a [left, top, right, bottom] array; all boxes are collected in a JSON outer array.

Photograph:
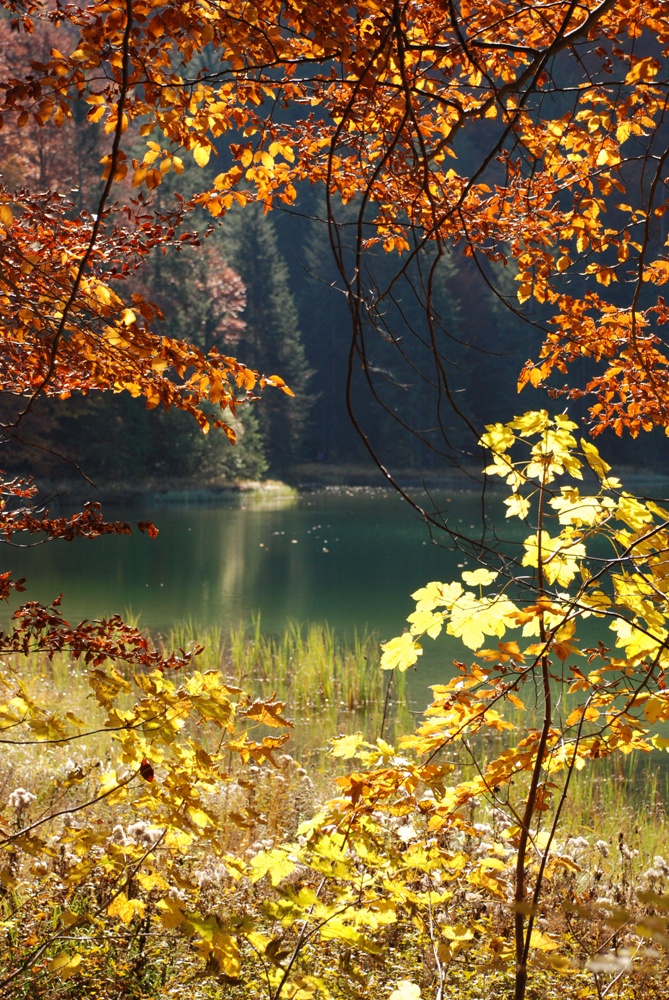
[[4, 487, 493, 688], [8, 477, 668, 698]]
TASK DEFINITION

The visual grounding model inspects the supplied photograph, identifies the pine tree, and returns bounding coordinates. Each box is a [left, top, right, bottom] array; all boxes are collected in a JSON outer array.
[[221, 204, 311, 472], [295, 192, 470, 471]]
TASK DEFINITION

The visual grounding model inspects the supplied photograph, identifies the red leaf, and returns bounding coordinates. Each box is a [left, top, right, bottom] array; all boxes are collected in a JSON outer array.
[[139, 759, 154, 782]]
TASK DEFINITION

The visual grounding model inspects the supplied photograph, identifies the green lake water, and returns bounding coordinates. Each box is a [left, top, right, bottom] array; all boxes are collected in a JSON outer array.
[[4, 486, 492, 696], [6, 477, 669, 703]]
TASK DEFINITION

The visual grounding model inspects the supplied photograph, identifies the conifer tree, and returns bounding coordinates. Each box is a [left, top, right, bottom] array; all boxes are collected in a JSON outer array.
[[222, 204, 311, 472]]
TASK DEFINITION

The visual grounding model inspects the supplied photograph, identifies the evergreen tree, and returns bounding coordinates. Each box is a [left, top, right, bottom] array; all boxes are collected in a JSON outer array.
[[221, 204, 311, 472], [289, 191, 471, 470]]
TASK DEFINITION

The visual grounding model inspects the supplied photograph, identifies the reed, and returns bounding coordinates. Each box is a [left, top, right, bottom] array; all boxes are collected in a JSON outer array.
[[164, 617, 405, 715], [560, 754, 669, 856]]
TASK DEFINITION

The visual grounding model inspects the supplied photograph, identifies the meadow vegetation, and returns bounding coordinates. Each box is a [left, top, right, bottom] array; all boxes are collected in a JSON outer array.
[[0, 654, 667, 1000]]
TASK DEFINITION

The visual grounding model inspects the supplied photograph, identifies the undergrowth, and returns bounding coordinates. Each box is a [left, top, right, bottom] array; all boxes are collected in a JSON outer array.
[[0, 621, 667, 999]]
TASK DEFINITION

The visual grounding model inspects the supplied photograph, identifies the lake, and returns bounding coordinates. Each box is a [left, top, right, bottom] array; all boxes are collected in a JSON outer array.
[[6, 476, 668, 699], [4, 485, 494, 695]]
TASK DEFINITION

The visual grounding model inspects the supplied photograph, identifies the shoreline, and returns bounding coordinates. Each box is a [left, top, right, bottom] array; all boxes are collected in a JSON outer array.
[[26, 460, 669, 509]]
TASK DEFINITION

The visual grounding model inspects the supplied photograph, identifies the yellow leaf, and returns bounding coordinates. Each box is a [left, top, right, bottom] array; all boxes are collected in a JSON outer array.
[[94, 283, 113, 307], [530, 929, 561, 951], [136, 870, 170, 892], [329, 731, 370, 758], [517, 282, 532, 304], [480, 422, 515, 452], [48, 952, 82, 978], [521, 530, 585, 587], [545, 954, 575, 972], [380, 633, 423, 671], [108, 893, 146, 925], [479, 857, 506, 871], [245, 698, 293, 728], [448, 593, 518, 650], [616, 121, 633, 144], [97, 769, 120, 796], [504, 493, 530, 519], [406, 608, 444, 639], [249, 847, 296, 886], [157, 897, 187, 929], [187, 805, 214, 829], [581, 438, 611, 479], [388, 982, 421, 1000], [462, 568, 498, 587], [193, 143, 211, 167], [651, 735, 669, 751], [411, 580, 463, 610], [442, 923, 474, 941], [566, 705, 599, 726], [509, 410, 550, 436], [0, 204, 14, 227], [625, 56, 661, 84], [644, 695, 669, 724]]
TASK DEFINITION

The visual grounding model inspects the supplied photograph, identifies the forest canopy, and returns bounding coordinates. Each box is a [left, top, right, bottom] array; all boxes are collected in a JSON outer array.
[[2, 0, 669, 487]]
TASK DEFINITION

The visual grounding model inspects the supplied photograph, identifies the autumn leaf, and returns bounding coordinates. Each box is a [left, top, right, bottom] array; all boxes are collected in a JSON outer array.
[[566, 705, 600, 727], [411, 580, 463, 610], [249, 848, 296, 886], [245, 698, 293, 728], [388, 982, 421, 1000], [192, 143, 211, 167], [644, 695, 669, 724], [48, 953, 82, 978], [624, 56, 661, 84], [107, 893, 146, 925], [461, 569, 498, 587], [504, 493, 531, 519], [139, 759, 155, 781], [380, 633, 423, 671], [329, 731, 371, 758], [529, 929, 561, 952]]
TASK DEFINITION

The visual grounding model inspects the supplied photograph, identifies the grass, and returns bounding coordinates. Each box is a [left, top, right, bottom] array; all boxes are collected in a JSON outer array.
[[161, 618, 410, 757]]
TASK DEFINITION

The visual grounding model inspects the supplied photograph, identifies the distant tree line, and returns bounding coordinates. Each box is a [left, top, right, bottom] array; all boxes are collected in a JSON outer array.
[[1, 12, 666, 488]]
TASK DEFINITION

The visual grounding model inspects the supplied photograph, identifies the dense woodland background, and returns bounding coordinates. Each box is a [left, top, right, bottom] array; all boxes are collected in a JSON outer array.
[[9, 181, 668, 489], [3, 13, 668, 491]]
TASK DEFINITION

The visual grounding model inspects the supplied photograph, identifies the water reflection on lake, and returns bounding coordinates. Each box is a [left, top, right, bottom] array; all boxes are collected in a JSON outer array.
[[5, 487, 490, 692]]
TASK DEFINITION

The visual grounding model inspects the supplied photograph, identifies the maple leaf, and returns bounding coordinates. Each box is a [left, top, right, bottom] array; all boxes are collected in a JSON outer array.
[[380, 633, 423, 671], [48, 953, 83, 979], [244, 698, 293, 728], [504, 493, 531, 519], [249, 848, 296, 886], [411, 581, 463, 611], [107, 893, 146, 926], [448, 593, 519, 651], [329, 732, 372, 759], [407, 608, 445, 639], [388, 982, 421, 1000]]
